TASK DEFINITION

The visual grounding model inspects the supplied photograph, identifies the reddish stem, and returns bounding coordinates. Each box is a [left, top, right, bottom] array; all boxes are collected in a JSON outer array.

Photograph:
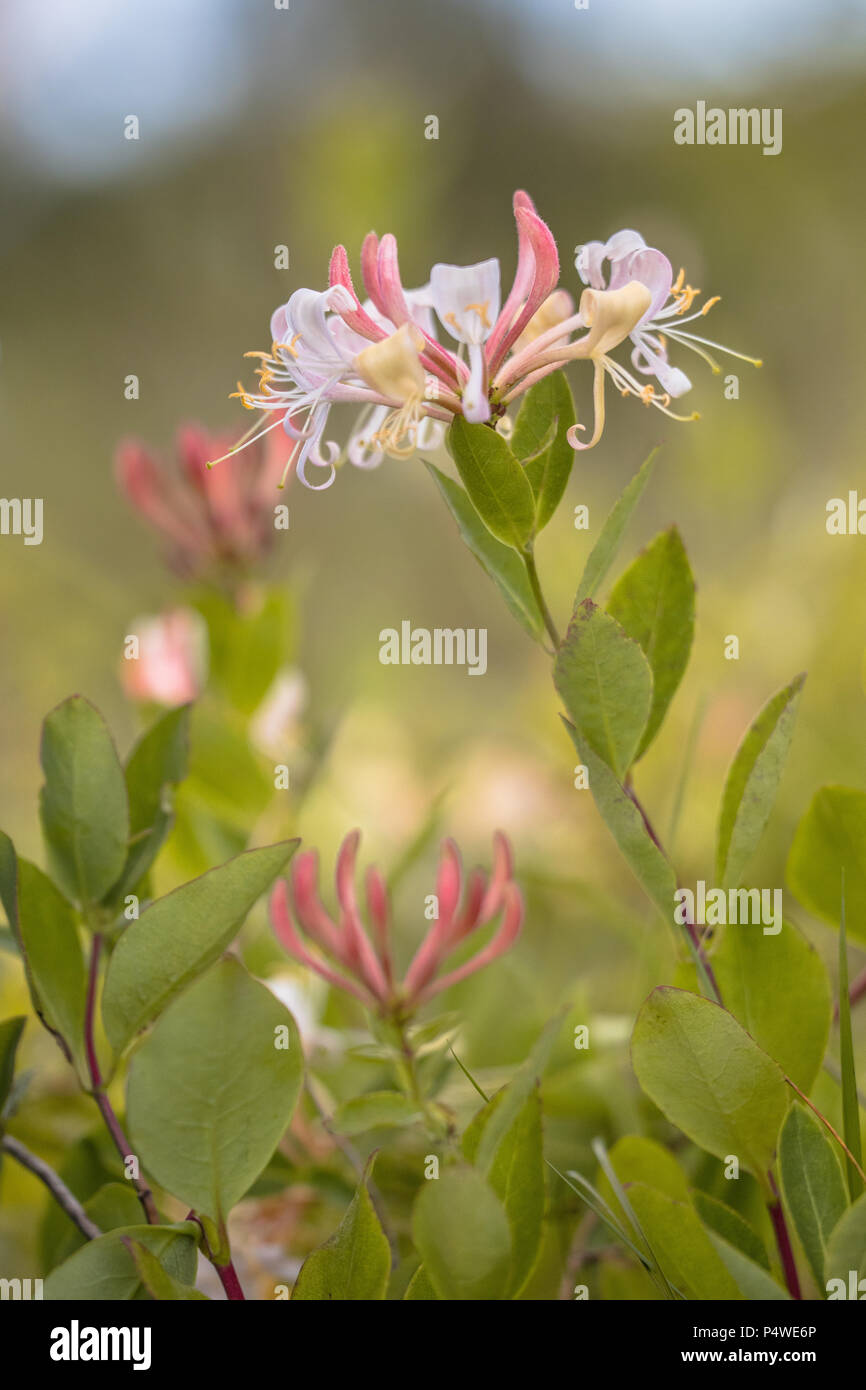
[[768, 1177, 802, 1299], [214, 1261, 246, 1301], [85, 934, 158, 1224]]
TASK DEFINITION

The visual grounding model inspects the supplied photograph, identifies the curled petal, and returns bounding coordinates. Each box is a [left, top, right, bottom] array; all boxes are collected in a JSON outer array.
[[477, 830, 514, 922], [436, 838, 463, 923], [375, 234, 411, 327], [415, 882, 524, 1005], [631, 338, 692, 397], [488, 205, 560, 370], [328, 244, 387, 343], [365, 864, 392, 982], [361, 232, 383, 311], [335, 831, 390, 1002], [624, 248, 673, 322], [291, 850, 344, 956], [270, 880, 375, 1007]]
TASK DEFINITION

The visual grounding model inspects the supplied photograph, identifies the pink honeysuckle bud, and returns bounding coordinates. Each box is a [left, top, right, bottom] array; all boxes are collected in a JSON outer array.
[[269, 831, 523, 1020], [270, 879, 376, 1008], [116, 422, 295, 579], [415, 880, 524, 1005]]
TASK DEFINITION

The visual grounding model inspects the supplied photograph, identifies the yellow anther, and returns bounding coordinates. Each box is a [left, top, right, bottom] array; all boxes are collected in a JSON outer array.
[[228, 381, 256, 410], [640, 384, 655, 404], [671, 268, 685, 295], [465, 300, 491, 329], [273, 334, 301, 358], [701, 296, 721, 315], [244, 350, 273, 361], [675, 284, 701, 314]]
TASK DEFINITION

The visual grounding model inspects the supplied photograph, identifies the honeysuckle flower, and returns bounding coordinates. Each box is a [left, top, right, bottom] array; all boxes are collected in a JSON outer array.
[[121, 608, 207, 707], [228, 192, 563, 486], [269, 831, 523, 1019], [228, 192, 758, 485], [564, 229, 760, 448], [116, 422, 294, 578]]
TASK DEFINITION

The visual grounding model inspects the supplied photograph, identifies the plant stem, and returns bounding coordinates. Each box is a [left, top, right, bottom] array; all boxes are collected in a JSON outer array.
[[625, 780, 723, 1005], [84, 934, 158, 1225], [523, 547, 561, 650], [768, 1175, 802, 1300], [214, 1260, 246, 1301], [2, 1134, 102, 1241]]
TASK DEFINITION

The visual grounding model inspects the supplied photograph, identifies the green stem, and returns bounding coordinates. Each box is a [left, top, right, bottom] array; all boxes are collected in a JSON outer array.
[[523, 546, 561, 650], [394, 1023, 451, 1143]]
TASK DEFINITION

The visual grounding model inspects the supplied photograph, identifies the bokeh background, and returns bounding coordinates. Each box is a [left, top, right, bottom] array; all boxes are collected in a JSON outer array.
[[1, 0, 866, 1290]]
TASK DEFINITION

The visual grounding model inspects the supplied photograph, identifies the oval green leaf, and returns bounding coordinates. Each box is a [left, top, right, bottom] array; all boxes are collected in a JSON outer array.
[[126, 958, 303, 1223]]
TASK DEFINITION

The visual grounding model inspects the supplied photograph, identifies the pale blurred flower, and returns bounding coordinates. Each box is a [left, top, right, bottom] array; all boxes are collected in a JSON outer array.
[[121, 608, 207, 707], [249, 669, 308, 758]]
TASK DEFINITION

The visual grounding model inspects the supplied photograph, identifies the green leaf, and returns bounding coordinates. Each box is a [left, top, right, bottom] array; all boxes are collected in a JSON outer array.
[[692, 1191, 770, 1269], [472, 1011, 562, 1175], [116, 705, 191, 896], [787, 787, 866, 941], [561, 730, 677, 920], [44, 1223, 198, 1300], [425, 463, 544, 640], [838, 886, 863, 1201], [195, 588, 294, 717], [0, 1016, 25, 1113], [778, 1105, 848, 1286], [51, 1182, 147, 1268], [38, 696, 129, 908], [463, 1087, 545, 1297], [825, 1192, 866, 1289], [631, 987, 789, 1188], [607, 527, 695, 758], [512, 371, 577, 531], [554, 602, 652, 780], [126, 958, 303, 1223], [596, 1136, 691, 1217], [705, 1232, 790, 1299], [626, 1185, 743, 1299], [1, 844, 87, 1076], [716, 674, 805, 889], [404, 1264, 439, 1300], [102, 839, 297, 1054], [125, 1238, 209, 1300], [292, 1158, 390, 1300], [412, 1165, 512, 1300], [675, 919, 831, 1093], [447, 416, 536, 550], [331, 1091, 422, 1136], [574, 449, 658, 605]]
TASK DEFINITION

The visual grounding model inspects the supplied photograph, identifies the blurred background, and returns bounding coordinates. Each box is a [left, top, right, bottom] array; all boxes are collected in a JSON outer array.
[[1, 0, 866, 1290]]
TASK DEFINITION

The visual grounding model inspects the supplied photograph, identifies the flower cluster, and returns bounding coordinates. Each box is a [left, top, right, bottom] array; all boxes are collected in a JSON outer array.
[[116, 421, 296, 578], [269, 831, 523, 1019], [226, 191, 758, 489]]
